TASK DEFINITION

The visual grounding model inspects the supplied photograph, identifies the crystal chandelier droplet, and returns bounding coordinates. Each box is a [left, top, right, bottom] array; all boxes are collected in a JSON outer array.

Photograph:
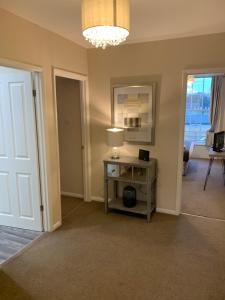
[[82, 0, 130, 49], [83, 26, 129, 49]]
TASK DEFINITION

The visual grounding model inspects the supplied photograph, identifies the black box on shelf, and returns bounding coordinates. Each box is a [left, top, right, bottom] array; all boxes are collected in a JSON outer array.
[[139, 149, 150, 161]]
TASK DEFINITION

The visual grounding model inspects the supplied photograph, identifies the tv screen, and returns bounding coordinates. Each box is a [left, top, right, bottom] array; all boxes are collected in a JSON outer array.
[[213, 131, 225, 152]]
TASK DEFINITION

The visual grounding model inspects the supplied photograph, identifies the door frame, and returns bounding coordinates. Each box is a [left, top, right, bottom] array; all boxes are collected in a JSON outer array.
[[53, 68, 91, 209], [0, 58, 50, 231], [175, 67, 225, 214]]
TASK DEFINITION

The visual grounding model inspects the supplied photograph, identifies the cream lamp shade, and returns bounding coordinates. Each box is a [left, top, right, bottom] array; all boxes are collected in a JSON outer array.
[[106, 128, 124, 159], [107, 128, 124, 147], [82, 0, 130, 49]]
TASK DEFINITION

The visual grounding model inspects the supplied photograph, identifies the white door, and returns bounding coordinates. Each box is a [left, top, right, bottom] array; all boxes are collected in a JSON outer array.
[[0, 67, 43, 231]]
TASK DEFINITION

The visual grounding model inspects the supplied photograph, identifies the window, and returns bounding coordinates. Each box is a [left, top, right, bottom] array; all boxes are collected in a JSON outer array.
[[184, 76, 212, 145]]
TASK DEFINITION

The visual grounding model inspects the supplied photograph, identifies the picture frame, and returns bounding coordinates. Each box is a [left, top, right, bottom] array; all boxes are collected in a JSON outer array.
[[112, 83, 156, 145]]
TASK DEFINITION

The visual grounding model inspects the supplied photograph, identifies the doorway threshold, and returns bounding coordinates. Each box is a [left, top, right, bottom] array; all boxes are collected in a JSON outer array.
[[0, 226, 43, 266]]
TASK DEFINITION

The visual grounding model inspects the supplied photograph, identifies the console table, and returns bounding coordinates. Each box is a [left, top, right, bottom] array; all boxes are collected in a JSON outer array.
[[103, 156, 157, 222], [203, 148, 225, 190]]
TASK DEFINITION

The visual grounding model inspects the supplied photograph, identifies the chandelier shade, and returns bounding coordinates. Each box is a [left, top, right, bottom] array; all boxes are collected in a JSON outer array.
[[81, 0, 130, 49]]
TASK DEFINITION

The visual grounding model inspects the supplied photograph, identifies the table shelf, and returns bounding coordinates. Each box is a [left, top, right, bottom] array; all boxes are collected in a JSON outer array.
[[108, 198, 148, 215], [104, 156, 157, 222], [107, 175, 147, 185]]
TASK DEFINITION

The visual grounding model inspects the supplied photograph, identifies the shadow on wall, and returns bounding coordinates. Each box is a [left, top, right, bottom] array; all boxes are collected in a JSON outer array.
[[90, 104, 111, 197]]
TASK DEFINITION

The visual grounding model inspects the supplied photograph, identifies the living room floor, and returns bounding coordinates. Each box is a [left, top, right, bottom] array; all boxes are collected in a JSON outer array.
[[182, 159, 225, 220], [1, 196, 225, 300]]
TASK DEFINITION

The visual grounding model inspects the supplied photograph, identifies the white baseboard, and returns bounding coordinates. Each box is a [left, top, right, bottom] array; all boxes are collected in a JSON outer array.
[[91, 196, 179, 216], [91, 196, 104, 202], [51, 220, 62, 232], [61, 191, 84, 199], [156, 208, 179, 216]]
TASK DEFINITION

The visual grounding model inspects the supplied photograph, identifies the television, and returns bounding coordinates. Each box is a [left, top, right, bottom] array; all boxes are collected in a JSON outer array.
[[213, 131, 225, 152]]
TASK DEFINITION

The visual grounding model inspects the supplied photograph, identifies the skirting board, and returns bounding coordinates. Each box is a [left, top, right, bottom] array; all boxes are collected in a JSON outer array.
[[156, 208, 179, 216], [52, 220, 62, 232], [61, 192, 84, 199], [91, 196, 179, 216], [91, 196, 104, 202]]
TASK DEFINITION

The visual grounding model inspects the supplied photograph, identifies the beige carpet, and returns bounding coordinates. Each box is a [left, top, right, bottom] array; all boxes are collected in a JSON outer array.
[[61, 195, 84, 219], [182, 159, 225, 220], [1, 197, 225, 300]]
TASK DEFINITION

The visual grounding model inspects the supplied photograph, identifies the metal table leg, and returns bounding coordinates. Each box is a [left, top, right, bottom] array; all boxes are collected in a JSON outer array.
[[104, 179, 109, 213], [203, 158, 214, 191], [146, 169, 151, 222], [104, 163, 109, 213], [223, 159, 225, 186]]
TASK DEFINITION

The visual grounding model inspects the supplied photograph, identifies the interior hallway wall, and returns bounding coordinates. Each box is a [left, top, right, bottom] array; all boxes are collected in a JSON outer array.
[[0, 8, 88, 229], [87, 32, 225, 212], [56, 77, 83, 197]]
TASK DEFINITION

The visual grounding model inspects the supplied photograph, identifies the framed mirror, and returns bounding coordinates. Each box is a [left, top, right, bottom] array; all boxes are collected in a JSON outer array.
[[112, 83, 156, 145]]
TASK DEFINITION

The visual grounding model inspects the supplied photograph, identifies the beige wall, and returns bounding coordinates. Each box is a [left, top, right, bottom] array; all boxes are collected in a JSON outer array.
[[56, 77, 83, 196], [88, 32, 225, 212], [0, 9, 88, 229]]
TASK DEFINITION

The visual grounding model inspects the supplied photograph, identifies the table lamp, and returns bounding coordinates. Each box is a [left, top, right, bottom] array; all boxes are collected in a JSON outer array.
[[106, 128, 124, 159]]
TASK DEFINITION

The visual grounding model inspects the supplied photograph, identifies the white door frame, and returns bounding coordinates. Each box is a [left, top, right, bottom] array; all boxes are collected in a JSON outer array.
[[53, 68, 91, 208], [0, 58, 50, 231], [176, 67, 225, 214]]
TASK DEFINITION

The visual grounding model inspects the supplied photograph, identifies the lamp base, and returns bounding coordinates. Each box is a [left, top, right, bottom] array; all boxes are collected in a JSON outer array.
[[110, 155, 120, 159], [111, 147, 120, 159]]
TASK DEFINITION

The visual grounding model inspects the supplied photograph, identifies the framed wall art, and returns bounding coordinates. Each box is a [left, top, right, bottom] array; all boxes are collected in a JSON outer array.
[[112, 84, 156, 145]]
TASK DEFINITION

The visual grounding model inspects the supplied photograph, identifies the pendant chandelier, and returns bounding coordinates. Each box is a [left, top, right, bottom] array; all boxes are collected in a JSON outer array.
[[81, 0, 130, 49]]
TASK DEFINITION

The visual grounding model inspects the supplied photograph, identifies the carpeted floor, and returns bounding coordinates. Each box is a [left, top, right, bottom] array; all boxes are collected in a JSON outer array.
[[61, 195, 84, 219], [0, 226, 42, 265], [0, 196, 225, 299], [182, 159, 225, 220]]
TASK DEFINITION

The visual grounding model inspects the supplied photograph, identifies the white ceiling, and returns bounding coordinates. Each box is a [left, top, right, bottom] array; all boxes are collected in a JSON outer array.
[[1, 0, 225, 48]]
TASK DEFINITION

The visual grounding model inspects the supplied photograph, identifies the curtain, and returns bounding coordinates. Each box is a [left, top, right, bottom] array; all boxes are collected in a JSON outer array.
[[210, 75, 224, 132]]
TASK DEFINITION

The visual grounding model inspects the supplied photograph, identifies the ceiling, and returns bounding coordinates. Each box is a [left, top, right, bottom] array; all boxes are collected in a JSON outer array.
[[1, 0, 225, 48]]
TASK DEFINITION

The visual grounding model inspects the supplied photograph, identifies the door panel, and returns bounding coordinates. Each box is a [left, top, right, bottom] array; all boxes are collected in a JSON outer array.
[[17, 173, 34, 219], [9, 82, 29, 159], [0, 83, 7, 158], [0, 172, 12, 215], [0, 67, 42, 231]]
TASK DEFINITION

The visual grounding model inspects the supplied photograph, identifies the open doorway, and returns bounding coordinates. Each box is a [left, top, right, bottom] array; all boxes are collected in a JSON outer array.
[[181, 72, 225, 219], [54, 71, 89, 223]]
